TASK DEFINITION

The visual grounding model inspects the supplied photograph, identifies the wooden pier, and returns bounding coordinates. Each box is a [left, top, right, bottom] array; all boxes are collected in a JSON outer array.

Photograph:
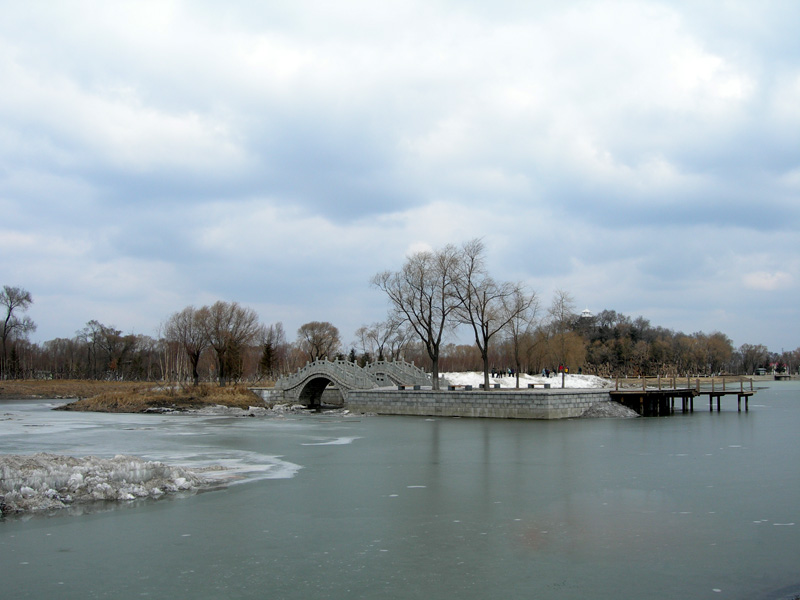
[[609, 376, 756, 416]]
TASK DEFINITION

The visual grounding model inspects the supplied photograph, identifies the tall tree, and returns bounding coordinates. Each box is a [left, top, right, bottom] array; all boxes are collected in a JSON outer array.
[[547, 289, 578, 369], [372, 244, 461, 390], [165, 306, 209, 386], [96, 323, 136, 378], [737, 343, 769, 375], [504, 286, 540, 388], [1, 286, 36, 378], [297, 321, 341, 362], [77, 320, 103, 379], [258, 322, 288, 379], [453, 239, 538, 390], [202, 301, 261, 386], [704, 332, 734, 374]]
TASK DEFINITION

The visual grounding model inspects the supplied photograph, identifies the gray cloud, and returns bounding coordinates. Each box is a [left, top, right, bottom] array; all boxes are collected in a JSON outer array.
[[1, 1, 798, 350]]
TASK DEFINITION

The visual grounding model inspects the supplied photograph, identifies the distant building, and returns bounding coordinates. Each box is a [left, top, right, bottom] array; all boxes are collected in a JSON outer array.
[[580, 308, 593, 319]]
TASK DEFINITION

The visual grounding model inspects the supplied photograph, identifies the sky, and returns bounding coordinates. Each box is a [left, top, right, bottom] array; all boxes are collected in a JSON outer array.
[[1, 0, 799, 352]]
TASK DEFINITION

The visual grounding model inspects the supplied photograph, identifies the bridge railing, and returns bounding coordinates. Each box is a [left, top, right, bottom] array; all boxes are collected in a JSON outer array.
[[365, 360, 432, 386], [275, 359, 379, 391], [329, 359, 379, 389]]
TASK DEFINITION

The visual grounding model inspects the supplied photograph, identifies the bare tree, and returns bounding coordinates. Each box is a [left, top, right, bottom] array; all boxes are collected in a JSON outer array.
[[96, 324, 136, 379], [297, 321, 341, 362], [353, 325, 373, 358], [165, 306, 209, 386], [547, 289, 578, 369], [1, 286, 36, 378], [372, 244, 461, 390], [737, 343, 769, 375], [42, 337, 82, 378], [258, 322, 288, 380], [77, 320, 103, 379], [386, 323, 413, 361], [202, 301, 261, 386], [504, 286, 540, 388], [356, 316, 405, 362], [453, 239, 538, 390]]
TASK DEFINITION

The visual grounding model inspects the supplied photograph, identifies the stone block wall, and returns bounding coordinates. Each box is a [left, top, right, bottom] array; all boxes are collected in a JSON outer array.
[[344, 388, 611, 419]]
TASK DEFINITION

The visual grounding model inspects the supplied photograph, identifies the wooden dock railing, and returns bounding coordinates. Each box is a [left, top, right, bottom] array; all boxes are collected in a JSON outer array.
[[611, 375, 756, 415], [614, 375, 754, 393]]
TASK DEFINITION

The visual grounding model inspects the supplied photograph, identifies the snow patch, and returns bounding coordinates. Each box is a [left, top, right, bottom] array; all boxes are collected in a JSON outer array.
[[441, 372, 613, 389], [580, 401, 640, 418]]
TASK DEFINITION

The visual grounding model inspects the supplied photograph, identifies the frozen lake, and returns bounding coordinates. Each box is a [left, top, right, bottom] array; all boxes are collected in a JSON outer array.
[[1, 382, 799, 599]]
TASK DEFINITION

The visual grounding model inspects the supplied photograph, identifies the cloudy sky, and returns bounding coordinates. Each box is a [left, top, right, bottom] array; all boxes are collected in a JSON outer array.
[[2, 0, 798, 351]]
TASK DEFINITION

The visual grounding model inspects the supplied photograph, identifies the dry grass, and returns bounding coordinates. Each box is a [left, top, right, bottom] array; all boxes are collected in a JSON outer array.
[[0, 379, 143, 400], [0, 380, 263, 413]]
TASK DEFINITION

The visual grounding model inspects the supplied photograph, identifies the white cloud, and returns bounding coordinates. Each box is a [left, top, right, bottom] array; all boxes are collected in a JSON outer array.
[[742, 271, 794, 291], [770, 70, 800, 124]]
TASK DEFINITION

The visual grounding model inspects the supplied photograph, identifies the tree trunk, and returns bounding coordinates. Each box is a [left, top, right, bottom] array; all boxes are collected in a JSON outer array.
[[482, 350, 491, 391], [217, 352, 227, 387], [190, 353, 200, 386]]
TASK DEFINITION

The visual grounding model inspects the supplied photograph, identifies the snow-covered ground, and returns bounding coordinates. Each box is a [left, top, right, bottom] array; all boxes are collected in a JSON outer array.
[[442, 371, 613, 389], [0, 453, 212, 515]]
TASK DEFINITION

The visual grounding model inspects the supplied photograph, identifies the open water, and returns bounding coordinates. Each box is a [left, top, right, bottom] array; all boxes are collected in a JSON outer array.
[[1, 382, 799, 600]]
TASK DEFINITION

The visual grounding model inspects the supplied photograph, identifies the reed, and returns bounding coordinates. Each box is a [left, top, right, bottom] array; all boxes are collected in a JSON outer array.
[[0, 379, 262, 412]]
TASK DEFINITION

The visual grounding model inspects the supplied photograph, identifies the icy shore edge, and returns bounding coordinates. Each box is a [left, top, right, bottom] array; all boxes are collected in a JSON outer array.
[[0, 453, 211, 515]]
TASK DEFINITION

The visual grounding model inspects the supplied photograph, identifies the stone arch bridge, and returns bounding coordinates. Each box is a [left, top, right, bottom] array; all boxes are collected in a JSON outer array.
[[269, 359, 433, 407]]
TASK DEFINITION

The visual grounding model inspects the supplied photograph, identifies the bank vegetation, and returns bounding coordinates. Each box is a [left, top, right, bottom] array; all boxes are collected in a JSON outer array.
[[2, 246, 798, 388], [0, 379, 263, 413]]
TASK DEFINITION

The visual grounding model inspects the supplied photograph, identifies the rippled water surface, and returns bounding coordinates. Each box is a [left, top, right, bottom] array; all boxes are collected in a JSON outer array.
[[2, 382, 799, 599]]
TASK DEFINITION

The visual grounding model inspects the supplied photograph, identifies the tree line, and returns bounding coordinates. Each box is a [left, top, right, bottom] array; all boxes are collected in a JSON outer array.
[[2, 254, 798, 384]]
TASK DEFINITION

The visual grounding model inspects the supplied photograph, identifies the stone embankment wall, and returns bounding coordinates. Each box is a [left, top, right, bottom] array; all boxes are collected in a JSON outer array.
[[344, 388, 611, 419]]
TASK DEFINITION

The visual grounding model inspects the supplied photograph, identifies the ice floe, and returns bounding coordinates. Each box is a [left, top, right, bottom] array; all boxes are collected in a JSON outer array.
[[0, 452, 210, 515], [301, 436, 361, 446]]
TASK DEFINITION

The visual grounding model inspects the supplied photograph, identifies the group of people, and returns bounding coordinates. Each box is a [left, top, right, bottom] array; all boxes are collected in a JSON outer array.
[[491, 367, 516, 378], [541, 365, 583, 377], [489, 365, 581, 379], [542, 365, 567, 378]]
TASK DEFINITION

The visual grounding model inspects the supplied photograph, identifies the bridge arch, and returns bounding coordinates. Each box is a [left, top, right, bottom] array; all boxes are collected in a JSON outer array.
[[273, 359, 434, 406], [297, 376, 345, 408]]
